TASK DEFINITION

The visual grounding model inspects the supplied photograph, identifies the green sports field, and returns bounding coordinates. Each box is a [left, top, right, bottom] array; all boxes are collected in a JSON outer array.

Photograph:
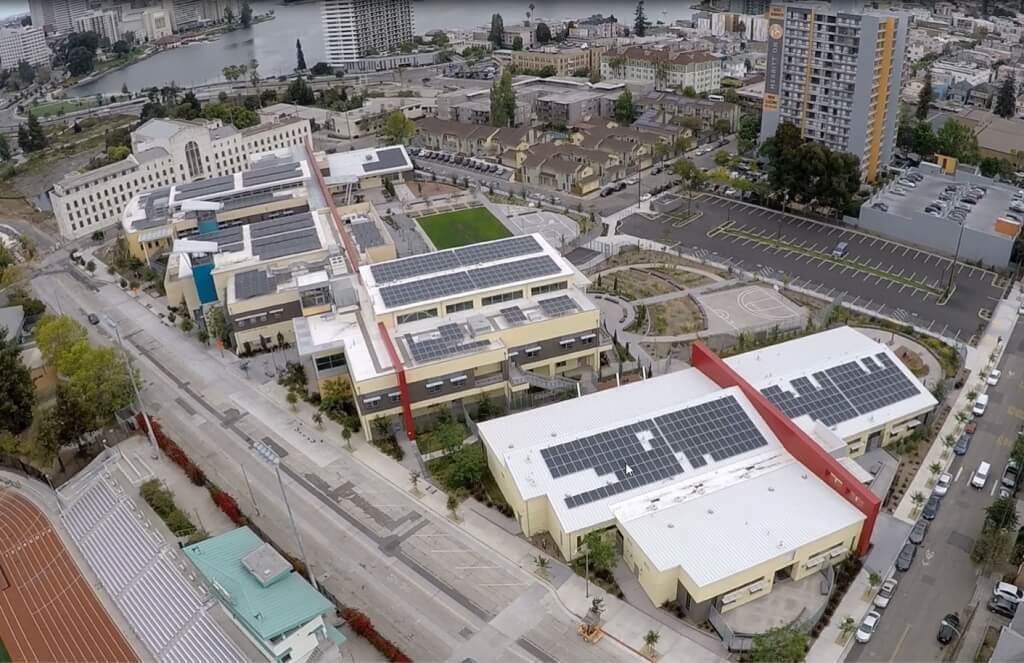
[[416, 208, 511, 249], [0, 637, 10, 662]]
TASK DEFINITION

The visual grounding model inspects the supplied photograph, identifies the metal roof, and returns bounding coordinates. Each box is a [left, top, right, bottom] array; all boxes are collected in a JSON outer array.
[[234, 270, 277, 300], [348, 221, 386, 250], [184, 527, 332, 641]]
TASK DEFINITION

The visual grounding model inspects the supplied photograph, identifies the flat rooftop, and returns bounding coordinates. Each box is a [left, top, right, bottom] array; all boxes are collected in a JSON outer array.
[[325, 145, 413, 181], [359, 234, 581, 314], [872, 167, 1019, 238]]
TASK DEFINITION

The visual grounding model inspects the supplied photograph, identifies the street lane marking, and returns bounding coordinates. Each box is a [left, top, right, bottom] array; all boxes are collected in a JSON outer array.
[[889, 624, 911, 663], [955, 467, 963, 481]]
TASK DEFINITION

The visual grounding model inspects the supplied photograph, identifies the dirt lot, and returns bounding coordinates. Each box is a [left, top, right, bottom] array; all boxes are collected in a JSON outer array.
[[595, 268, 677, 301], [595, 248, 729, 279], [406, 181, 462, 197], [647, 266, 712, 290], [648, 296, 706, 335]]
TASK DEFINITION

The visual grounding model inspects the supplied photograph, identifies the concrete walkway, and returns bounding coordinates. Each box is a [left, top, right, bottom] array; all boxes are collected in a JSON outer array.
[[893, 284, 1021, 525], [805, 570, 874, 663], [853, 326, 945, 392]]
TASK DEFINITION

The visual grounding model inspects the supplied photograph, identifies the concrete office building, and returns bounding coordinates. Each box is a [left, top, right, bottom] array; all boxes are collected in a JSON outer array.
[[51, 117, 311, 240], [600, 48, 723, 94], [480, 328, 936, 617], [28, 0, 87, 35], [322, 0, 415, 66], [759, 4, 909, 182], [0, 26, 50, 72], [510, 46, 606, 78], [73, 11, 121, 42]]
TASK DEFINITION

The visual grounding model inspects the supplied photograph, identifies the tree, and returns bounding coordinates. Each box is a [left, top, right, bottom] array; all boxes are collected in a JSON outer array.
[[58, 344, 134, 431], [431, 32, 450, 48], [910, 491, 926, 514], [837, 616, 857, 643], [614, 88, 636, 123], [17, 61, 34, 86], [713, 150, 732, 168], [240, 1, 253, 28], [381, 111, 416, 145], [653, 60, 670, 90], [489, 13, 505, 47], [911, 121, 937, 157], [534, 555, 550, 578], [409, 470, 421, 494], [535, 22, 552, 44], [972, 526, 1014, 568], [634, 0, 648, 37], [917, 71, 933, 121], [737, 113, 759, 154], [0, 329, 34, 435], [222, 65, 244, 81], [581, 530, 616, 572], [284, 76, 315, 105], [986, 496, 1019, 531], [206, 307, 229, 344], [66, 46, 96, 76], [295, 39, 307, 71], [512, 36, 523, 50], [17, 113, 46, 153], [310, 62, 333, 76], [750, 625, 808, 663], [643, 630, 660, 657], [34, 315, 88, 370], [0, 134, 9, 162], [286, 391, 298, 411], [447, 445, 485, 490], [447, 491, 464, 520], [935, 118, 979, 163], [489, 70, 516, 127], [723, 87, 740, 104], [995, 77, 1016, 118], [112, 40, 130, 56], [681, 85, 697, 98], [224, 6, 235, 23]]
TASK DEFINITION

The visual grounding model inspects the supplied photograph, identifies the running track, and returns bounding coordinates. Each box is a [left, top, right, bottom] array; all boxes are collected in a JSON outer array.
[[0, 489, 137, 663]]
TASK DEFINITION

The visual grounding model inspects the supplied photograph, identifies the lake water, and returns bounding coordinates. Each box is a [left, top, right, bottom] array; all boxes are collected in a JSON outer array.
[[70, 0, 695, 96]]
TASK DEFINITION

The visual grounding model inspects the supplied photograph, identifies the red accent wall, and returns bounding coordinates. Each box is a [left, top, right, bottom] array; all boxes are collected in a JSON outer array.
[[690, 341, 879, 557], [303, 138, 360, 272], [377, 322, 416, 441]]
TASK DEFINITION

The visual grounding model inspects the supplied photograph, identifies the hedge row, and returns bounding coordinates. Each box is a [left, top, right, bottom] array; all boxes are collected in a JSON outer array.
[[341, 608, 412, 663], [136, 414, 205, 486]]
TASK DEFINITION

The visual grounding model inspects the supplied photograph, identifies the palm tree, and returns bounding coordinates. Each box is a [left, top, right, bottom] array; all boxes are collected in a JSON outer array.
[[342, 425, 352, 451], [837, 616, 857, 643], [534, 555, 550, 579], [643, 630, 660, 658], [911, 491, 926, 515], [865, 571, 881, 599], [409, 470, 421, 495], [942, 434, 955, 458], [928, 461, 943, 486], [312, 411, 323, 429]]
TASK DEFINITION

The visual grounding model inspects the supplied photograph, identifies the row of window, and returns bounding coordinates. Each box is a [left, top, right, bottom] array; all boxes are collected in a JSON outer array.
[[396, 308, 437, 324], [530, 281, 567, 296], [363, 390, 402, 409], [481, 290, 523, 307], [315, 352, 347, 371]]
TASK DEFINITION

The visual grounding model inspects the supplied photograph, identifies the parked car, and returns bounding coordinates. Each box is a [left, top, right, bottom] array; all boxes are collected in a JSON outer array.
[[994, 582, 1024, 605], [988, 369, 1002, 385], [953, 432, 971, 456], [909, 519, 929, 545], [989, 596, 1018, 619], [1003, 462, 1020, 491], [87, 313, 100, 325], [934, 472, 952, 496], [922, 495, 941, 520], [874, 578, 898, 609], [872, 202, 889, 212], [856, 611, 881, 643], [971, 461, 991, 489], [974, 393, 989, 416], [895, 543, 917, 571], [937, 614, 961, 645], [832, 241, 849, 258]]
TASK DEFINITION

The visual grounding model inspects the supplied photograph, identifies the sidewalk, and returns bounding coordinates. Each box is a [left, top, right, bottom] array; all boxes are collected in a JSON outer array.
[[893, 284, 1021, 525], [805, 570, 873, 663]]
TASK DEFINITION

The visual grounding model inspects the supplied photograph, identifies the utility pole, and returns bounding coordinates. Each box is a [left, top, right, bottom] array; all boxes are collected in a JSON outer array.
[[945, 219, 966, 296], [105, 316, 159, 460], [253, 440, 317, 590]]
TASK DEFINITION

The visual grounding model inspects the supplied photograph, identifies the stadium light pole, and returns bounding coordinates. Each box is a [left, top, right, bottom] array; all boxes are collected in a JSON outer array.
[[252, 440, 318, 591], [105, 316, 159, 460]]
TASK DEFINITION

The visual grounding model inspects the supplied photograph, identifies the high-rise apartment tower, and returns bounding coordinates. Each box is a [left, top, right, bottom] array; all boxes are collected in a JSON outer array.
[[322, 0, 415, 66]]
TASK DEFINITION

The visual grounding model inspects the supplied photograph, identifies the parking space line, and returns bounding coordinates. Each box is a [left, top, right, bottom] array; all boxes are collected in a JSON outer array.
[[902, 247, 909, 256]]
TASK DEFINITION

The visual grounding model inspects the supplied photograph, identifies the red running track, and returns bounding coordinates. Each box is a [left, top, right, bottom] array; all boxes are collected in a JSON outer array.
[[0, 489, 137, 663]]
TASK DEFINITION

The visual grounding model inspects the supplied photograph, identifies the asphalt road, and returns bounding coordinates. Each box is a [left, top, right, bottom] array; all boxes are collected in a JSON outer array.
[[847, 326, 1024, 662], [619, 195, 1006, 341]]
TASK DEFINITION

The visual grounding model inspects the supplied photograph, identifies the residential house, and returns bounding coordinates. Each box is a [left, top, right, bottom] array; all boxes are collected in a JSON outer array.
[[575, 125, 654, 172], [968, 82, 996, 109], [415, 118, 531, 160], [521, 143, 601, 194], [946, 79, 973, 105]]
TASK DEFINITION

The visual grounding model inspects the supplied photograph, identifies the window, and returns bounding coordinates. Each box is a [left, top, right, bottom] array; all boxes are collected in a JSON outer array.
[[525, 345, 542, 358], [396, 308, 438, 324], [314, 353, 347, 371], [388, 391, 401, 403], [559, 338, 575, 348], [185, 140, 204, 178], [449, 375, 467, 385], [481, 290, 523, 306], [363, 396, 381, 408], [426, 381, 444, 393], [446, 300, 474, 314], [580, 332, 596, 345], [531, 281, 567, 296]]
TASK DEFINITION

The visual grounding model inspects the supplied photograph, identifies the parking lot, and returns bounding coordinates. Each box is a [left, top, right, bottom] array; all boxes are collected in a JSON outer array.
[[619, 195, 1008, 341]]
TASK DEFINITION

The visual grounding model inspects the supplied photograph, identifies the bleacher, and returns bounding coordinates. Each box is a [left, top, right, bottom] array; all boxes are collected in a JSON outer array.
[[59, 462, 249, 663]]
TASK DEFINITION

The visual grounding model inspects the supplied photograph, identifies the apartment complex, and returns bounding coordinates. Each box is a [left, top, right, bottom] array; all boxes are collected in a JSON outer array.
[[28, 0, 235, 34], [0, 26, 50, 72], [28, 0, 87, 35], [480, 328, 935, 619], [511, 45, 606, 77], [759, 4, 909, 182], [50, 117, 311, 240], [322, 0, 415, 65], [73, 11, 121, 42], [600, 47, 723, 93]]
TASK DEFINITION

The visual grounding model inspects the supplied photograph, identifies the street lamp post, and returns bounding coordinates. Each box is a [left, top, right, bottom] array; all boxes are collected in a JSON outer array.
[[945, 219, 966, 296], [252, 440, 318, 591], [105, 316, 159, 460]]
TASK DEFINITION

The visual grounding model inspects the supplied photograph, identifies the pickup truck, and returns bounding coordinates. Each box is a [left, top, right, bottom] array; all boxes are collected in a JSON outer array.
[[1002, 461, 1020, 490]]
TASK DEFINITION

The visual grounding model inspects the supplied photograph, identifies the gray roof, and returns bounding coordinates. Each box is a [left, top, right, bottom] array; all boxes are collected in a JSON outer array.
[[133, 118, 195, 142], [348, 221, 386, 250], [234, 270, 277, 300], [363, 147, 410, 173]]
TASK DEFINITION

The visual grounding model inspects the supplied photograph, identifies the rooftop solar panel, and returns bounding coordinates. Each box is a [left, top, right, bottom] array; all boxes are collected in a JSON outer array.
[[379, 272, 476, 308], [176, 175, 235, 199], [234, 270, 276, 300], [536, 294, 579, 318], [252, 232, 321, 259], [467, 255, 561, 290], [454, 235, 540, 266], [249, 212, 315, 239], [541, 395, 769, 509], [404, 323, 489, 363], [348, 221, 386, 249], [242, 164, 303, 187], [370, 252, 462, 284], [197, 225, 243, 244], [501, 306, 527, 325]]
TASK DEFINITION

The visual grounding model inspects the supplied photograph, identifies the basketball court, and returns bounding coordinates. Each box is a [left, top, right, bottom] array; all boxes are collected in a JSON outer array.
[[694, 285, 808, 336]]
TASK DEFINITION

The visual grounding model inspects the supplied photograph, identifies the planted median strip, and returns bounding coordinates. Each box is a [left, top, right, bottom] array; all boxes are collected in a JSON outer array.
[[712, 222, 946, 297]]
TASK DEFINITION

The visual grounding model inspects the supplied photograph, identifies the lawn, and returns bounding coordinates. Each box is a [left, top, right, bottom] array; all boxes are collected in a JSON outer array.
[[29, 97, 99, 118], [0, 637, 9, 663], [417, 207, 511, 249]]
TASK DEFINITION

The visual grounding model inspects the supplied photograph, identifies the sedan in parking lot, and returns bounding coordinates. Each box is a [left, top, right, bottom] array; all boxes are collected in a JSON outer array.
[[922, 495, 941, 520], [954, 432, 971, 456], [934, 472, 952, 496], [988, 369, 1002, 386], [895, 543, 917, 571], [989, 596, 1018, 619], [909, 519, 929, 545], [937, 614, 961, 645], [856, 611, 881, 643], [874, 578, 898, 609], [994, 582, 1024, 605]]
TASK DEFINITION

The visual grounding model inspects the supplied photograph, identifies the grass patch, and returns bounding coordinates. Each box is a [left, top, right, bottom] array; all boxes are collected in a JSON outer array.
[[415, 420, 470, 455], [140, 479, 199, 539], [648, 297, 705, 335], [417, 207, 510, 249], [29, 97, 99, 118], [0, 638, 9, 663]]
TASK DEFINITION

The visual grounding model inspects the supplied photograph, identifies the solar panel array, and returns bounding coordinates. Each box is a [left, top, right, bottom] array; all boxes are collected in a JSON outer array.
[[761, 352, 920, 427], [501, 306, 527, 325], [362, 147, 410, 173], [537, 295, 579, 318], [539, 395, 769, 509], [249, 212, 314, 239], [379, 255, 561, 308], [405, 323, 490, 363], [348, 221, 386, 249], [242, 161, 302, 187], [369, 235, 542, 284], [252, 232, 321, 260], [176, 175, 235, 200]]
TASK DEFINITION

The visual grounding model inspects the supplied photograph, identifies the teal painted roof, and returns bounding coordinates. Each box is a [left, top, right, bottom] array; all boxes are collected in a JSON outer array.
[[183, 527, 332, 640]]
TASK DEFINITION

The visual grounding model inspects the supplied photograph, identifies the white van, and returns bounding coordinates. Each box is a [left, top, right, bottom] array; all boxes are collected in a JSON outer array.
[[973, 393, 990, 416], [972, 461, 991, 489]]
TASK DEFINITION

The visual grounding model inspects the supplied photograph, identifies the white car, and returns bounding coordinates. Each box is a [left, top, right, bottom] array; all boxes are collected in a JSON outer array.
[[856, 611, 881, 643], [988, 369, 1001, 386], [874, 579, 898, 609], [995, 582, 1024, 605], [724, 187, 738, 196], [640, 193, 652, 202], [934, 472, 952, 496]]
